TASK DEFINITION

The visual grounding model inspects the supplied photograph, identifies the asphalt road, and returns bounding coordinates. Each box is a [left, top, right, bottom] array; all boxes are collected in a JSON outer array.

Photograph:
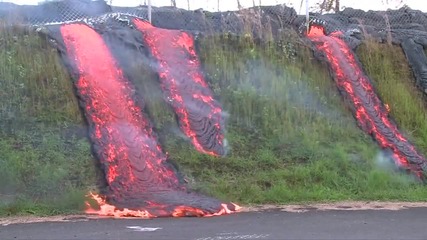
[[2, 208, 427, 240]]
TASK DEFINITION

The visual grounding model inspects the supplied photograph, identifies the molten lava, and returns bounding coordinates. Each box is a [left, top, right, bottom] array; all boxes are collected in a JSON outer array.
[[132, 19, 227, 157], [307, 25, 427, 178], [53, 22, 239, 218], [86, 192, 241, 218]]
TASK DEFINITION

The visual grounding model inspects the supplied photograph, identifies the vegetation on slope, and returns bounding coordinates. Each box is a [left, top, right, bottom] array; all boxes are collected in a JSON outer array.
[[357, 41, 427, 152], [1, 26, 426, 216], [0, 25, 98, 215]]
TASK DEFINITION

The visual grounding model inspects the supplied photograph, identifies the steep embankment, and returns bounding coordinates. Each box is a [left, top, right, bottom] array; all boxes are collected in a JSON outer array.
[[2, 21, 427, 216]]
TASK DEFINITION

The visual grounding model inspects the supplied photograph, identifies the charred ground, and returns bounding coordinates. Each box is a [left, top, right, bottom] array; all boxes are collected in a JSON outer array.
[[1, 3, 427, 216]]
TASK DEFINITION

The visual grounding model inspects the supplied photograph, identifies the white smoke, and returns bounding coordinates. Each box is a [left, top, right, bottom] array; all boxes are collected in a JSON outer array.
[[374, 150, 397, 171]]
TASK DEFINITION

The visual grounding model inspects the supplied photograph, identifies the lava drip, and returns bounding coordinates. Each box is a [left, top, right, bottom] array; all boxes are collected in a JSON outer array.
[[132, 18, 227, 157], [306, 25, 427, 178], [47, 22, 239, 218]]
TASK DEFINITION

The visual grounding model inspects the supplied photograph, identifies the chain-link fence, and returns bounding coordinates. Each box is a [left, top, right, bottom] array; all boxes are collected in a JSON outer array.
[[0, 0, 426, 30]]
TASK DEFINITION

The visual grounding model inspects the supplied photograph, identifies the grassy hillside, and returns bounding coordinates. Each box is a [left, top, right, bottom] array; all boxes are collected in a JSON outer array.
[[1, 26, 427, 216], [0, 25, 98, 215]]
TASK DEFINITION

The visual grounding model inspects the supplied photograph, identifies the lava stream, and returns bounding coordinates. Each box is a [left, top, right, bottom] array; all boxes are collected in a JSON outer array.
[[132, 19, 227, 157], [86, 192, 241, 218], [307, 25, 427, 178], [55, 22, 239, 218]]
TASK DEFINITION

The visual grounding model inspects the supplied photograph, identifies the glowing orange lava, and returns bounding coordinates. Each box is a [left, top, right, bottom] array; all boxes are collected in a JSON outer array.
[[85, 192, 241, 218], [307, 24, 427, 177], [59, 22, 241, 219], [385, 104, 390, 114], [85, 192, 154, 218], [133, 19, 226, 157]]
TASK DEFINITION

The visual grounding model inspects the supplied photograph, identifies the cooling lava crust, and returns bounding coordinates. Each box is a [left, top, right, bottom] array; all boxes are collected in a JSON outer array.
[[306, 23, 427, 179], [132, 18, 227, 157], [43, 19, 238, 218]]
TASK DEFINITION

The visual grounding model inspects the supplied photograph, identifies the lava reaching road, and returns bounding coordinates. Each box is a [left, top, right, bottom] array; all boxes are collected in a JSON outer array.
[[306, 25, 427, 179], [40, 14, 426, 219], [132, 19, 227, 157], [47, 22, 239, 218]]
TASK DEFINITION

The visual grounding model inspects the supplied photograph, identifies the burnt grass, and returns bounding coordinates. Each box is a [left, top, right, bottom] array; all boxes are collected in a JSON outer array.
[[1, 24, 427, 216]]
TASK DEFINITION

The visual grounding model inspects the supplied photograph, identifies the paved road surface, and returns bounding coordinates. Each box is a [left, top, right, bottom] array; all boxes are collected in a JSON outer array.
[[1, 208, 427, 240]]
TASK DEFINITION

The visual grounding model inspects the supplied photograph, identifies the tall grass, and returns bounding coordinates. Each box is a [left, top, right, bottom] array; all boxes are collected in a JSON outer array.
[[0, 24, 98, 215], [0, 25, 81, 129]]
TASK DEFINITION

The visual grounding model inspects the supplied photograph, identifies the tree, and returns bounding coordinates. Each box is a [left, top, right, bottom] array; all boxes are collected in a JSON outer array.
[[237, 0, 242, 10], [318, 0, 340, 13], [382, 0, 405, 8], [302, 0, 340, 13], [171, 0, 176, 7]]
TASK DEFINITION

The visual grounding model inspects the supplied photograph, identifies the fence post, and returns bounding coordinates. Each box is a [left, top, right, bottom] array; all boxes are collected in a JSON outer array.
[[148, 0, 152, 23], [148, 0, 151, 23], [305, 0, 309, 33]]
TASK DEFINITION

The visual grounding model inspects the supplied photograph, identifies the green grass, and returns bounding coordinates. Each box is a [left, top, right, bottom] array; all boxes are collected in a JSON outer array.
[[1, 26, 427, 216], [0, 25, 98, 216]]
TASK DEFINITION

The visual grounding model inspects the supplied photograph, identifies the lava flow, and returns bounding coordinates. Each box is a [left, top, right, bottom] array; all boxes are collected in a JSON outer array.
[[54, 22, 239, 218], [132, 18, 227, 157], [307, 24, 427, 178]]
